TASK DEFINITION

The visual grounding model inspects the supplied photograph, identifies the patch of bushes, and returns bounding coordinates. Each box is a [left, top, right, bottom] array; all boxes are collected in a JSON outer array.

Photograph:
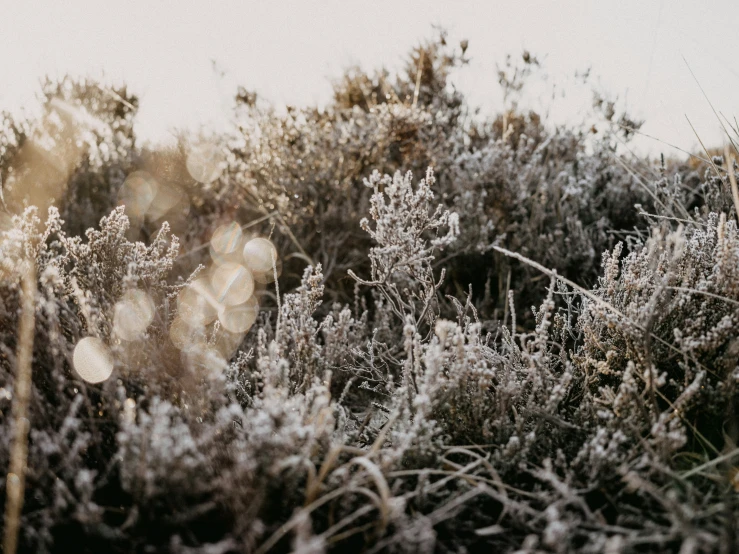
[[1, 35, 738, 553]]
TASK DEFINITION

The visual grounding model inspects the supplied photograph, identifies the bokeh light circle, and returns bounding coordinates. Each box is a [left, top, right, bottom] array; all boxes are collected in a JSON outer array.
[[177, 278, 219, 327], [186, 143, 224, 184], [73, 337, 114, 384], [242, 238, 279, 283], [147, 184, 188, 222], [113, 289, 155, 341], [117, 171, 158, 219], [218, 296, 259, 333], [210, 222, 243, 255], [211, 263, 254, 306]]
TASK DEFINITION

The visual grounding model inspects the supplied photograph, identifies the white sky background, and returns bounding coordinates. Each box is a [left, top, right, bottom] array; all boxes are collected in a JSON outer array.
[[1, 0, 737, 157]]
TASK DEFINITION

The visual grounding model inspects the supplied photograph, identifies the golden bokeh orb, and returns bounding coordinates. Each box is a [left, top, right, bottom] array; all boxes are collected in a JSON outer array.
[[72, 337, 114, 384], [218, 296, 259, 334], [117, 171, 158, 220], [242, 237, 279, 283], [211, 262, 254, 306], [177, 278, 219, 327], [113, 289, 155, 341], [186, 142, 224, 184]]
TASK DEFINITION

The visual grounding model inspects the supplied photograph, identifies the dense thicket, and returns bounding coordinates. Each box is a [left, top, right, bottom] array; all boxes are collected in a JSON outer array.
[[1, 34, 737, 553]]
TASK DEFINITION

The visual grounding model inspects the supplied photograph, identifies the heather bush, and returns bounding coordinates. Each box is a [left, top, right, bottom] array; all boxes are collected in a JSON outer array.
[[215, 37, 655, 317], [1, 36, 738, 554]]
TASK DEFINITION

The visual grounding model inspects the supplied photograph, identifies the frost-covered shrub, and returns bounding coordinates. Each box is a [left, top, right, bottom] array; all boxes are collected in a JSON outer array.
[[213, 39, 655, 319], [576, 212, 739, 466], [2, 34, 739, 554], [1, 78, 138, 239]]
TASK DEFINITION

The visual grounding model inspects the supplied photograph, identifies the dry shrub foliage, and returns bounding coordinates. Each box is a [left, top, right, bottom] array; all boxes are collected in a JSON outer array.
[[1, 34, 738, 553]]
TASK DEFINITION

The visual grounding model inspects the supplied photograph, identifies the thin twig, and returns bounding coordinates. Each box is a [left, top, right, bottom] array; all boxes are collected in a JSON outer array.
[[412, 50, 425, 109], [272, 248, 282, 344]]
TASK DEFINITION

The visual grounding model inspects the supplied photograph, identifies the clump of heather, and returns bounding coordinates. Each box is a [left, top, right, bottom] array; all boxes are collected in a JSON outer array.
[[1, 33, 738, 554]]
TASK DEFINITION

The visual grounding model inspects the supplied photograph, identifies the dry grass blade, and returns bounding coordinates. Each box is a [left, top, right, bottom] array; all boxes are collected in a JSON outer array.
[[613, 120, 719, 168], [253, 486, 349, 554], [724, 145, 739, 223], [3, 261, 36, 554], [682, 55, 739, 156], [611, 153, 662, 201], [686, 115, 722, 181], [348, 457, 391, 533], [680, 447, 739, 480], [667, 286, 739, 308]]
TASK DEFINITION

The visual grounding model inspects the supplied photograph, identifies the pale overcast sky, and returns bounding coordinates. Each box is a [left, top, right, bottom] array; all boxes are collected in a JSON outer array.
[[1, 0, 737, 156]]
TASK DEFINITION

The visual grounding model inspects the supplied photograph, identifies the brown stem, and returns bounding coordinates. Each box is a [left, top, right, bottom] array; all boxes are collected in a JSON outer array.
[[3, 260, 36, 554]]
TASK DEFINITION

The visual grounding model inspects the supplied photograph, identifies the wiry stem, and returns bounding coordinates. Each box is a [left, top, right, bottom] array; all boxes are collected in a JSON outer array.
[[3, 260, 36, 554], [724, 146, 739, 225]]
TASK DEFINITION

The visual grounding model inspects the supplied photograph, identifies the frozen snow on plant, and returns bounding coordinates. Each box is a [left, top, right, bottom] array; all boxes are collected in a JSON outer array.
[[1, 35, 739, 554]]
